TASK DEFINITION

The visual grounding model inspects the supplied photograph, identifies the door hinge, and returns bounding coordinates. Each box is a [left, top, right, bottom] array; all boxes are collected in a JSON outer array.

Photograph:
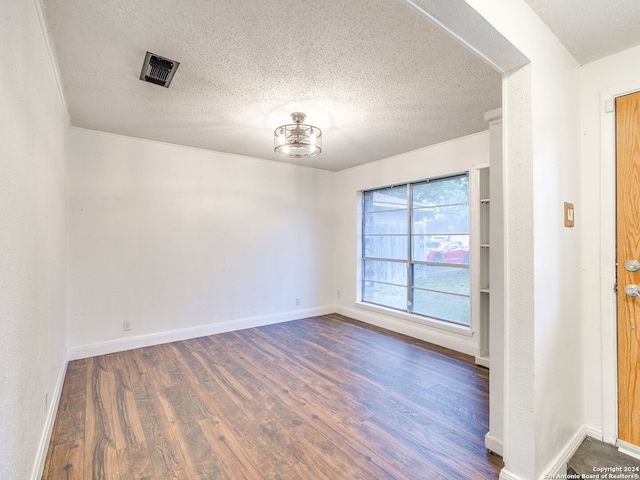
[[614, 283, 618, 294]]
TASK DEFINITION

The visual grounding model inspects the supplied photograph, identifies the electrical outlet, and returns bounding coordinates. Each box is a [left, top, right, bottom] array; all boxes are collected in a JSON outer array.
[[123, 319, 132, 331], [295, 298, 301, 306]]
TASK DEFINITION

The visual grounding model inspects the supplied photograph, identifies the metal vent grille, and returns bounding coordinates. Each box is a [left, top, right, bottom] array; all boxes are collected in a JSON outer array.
[[139, 52, 179, 88]]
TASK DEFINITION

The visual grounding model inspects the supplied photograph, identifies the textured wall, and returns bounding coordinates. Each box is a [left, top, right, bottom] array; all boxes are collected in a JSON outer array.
[[66, 129, 335, 351], [466, 0, 583, 478], [0, 1, 68, 479]]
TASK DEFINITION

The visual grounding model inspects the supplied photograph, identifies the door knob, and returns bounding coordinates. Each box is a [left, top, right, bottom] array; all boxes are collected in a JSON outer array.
[[624, 284, 640, 297], [624, 259, 640, 272]]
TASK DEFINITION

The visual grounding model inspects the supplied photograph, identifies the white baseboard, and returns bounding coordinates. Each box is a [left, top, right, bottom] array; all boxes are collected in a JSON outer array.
[[586, 426, 603, 442], [617, 439, 640, 460], [67, 306, 335, 360], [30, 358, 68, 480], [337, 305, 478, 356], [540, 425, 587, 480], [499, 470, 526, 480], [485, 431, 503, 456], [475, 355, 490, 368], [498, 426, 587, 480]]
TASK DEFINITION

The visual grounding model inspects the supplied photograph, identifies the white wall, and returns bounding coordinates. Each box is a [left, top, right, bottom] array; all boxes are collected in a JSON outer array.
[[0, 1, 69, 479], [66, 129, 335, 356], [580, 44, 640, 444], [461, 1, 583, 478], [334, 131, 489, 356]]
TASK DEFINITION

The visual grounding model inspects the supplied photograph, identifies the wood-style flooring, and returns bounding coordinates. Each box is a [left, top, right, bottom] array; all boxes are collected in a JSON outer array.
[[42, 314, 503, 479]]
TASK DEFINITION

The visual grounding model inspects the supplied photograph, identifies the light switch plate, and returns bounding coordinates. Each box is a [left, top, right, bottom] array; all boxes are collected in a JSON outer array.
[[564, 202, 575, 227]]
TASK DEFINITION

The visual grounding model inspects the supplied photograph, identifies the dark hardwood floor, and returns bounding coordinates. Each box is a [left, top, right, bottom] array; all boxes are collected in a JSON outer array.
[[42, 314, 503, 479]]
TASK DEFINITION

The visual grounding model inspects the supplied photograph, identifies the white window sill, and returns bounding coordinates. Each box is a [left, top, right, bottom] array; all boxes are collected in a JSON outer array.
[[354, 301, 474, 337]]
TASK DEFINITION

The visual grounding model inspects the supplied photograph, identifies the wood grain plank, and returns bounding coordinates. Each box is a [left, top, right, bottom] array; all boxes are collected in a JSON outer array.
[[41, 439, 84, 480], [116, 442, 155, 480], [43, 315, 502, 480], [129, 352, 192, 479], [198, 416, 263, 479], [83, 356, 119, 480], [157, 384, 218, 477], [214, 331, 421, 479], [106, 351, 155, 479], [49, 359, 87, 447]]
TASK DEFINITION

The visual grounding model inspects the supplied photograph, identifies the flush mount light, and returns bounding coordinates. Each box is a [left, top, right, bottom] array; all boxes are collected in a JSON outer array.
[[274, 112, 322, 158]]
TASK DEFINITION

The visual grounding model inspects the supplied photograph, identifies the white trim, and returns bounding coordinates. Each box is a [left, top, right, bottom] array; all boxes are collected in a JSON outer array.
[[499, 426, 586, 480], [539, 426, 587, 480], [484, 431, 503, 456], [401, 0, 530, 74], [599, 80, 640, 445], [30, 359, 68, 480], [354, 301, 474, 337], [484, 108, 503, 123], [617, 439, 640, 461], [33, 0, 71, 126], [475, 355, 490, 368], [586, 426, 604, 442], [338, 305, 478, 356], [499, 469, 526, 480], [600, 86, 618, 445], [67, 306, 334, 360]]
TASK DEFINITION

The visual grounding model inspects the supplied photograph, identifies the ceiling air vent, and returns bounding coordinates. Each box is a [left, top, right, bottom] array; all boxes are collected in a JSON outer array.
[[139, 52, 179, 88]]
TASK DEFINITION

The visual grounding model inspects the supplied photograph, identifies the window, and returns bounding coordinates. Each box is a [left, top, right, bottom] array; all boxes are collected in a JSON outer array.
[[362, 174, 470, 326]]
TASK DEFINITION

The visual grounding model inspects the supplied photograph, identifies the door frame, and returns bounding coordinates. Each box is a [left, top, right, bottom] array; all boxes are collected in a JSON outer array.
[[599, 80, 640, 452]]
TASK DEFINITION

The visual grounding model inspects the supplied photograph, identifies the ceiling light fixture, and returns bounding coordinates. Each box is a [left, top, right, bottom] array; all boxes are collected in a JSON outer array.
[[274, 112, 322, 158]]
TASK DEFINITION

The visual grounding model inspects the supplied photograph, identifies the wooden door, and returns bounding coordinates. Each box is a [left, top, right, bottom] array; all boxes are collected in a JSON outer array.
[[616, 91, 640, 447]]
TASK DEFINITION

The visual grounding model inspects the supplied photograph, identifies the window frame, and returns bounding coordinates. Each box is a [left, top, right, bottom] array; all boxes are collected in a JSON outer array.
[[361, 172, 471, 326]]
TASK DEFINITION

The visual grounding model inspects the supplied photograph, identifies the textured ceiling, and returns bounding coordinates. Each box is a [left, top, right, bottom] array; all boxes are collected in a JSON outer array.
[[524, 0, 640, 65], [39, 0, 503, 171]]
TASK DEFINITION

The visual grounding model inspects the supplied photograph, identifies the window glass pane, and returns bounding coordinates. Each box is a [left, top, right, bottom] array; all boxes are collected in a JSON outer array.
[[361, 173, 471, 327], [412, 205, 469, 234], [412, 235, 469, 264], [363, 259, 407, 285], [413, 264, 469, 295], [412, 175, 469, 207], [411, 290, 470, 325], [364, 185, 407, 212], [364, 210, 408, 235], [363, 235, 408, 260], [363, 282, 407, 310]]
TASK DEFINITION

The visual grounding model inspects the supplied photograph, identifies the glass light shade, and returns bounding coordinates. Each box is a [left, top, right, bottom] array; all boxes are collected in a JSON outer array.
[[274, 112, 322, 158]]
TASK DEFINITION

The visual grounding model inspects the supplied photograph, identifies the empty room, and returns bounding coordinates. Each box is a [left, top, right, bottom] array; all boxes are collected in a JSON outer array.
[[4, 0, 640, 479]]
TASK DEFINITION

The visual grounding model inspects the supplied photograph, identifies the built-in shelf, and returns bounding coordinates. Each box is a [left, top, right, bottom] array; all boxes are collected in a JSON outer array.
[[476, 165, 490, 369], [483, 107, 503, 456]]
